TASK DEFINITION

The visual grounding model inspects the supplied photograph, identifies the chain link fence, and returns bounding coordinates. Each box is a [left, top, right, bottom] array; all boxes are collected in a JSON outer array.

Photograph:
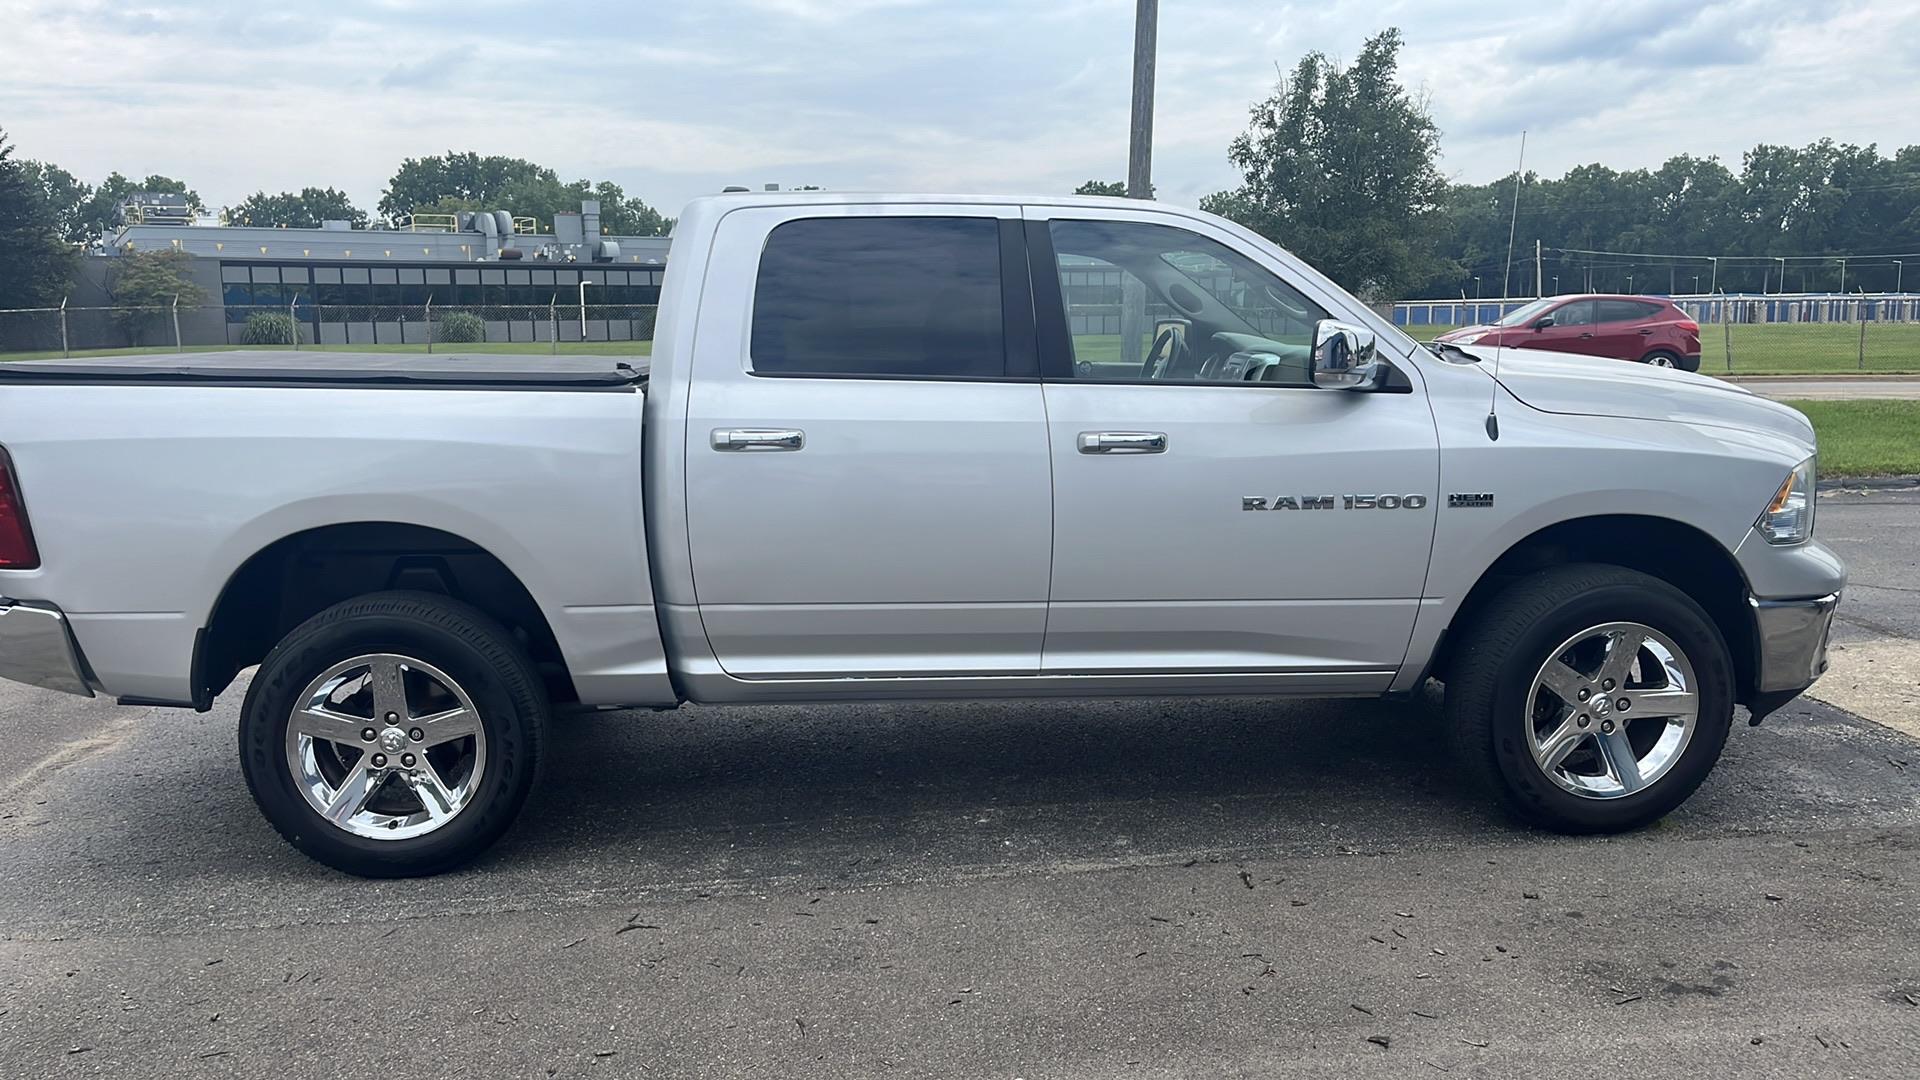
[[0, 303, 658, 359], [1699, 297, 1920, 374]]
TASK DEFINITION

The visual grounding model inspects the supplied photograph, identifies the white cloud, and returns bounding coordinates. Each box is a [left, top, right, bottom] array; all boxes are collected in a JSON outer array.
[[0, 0, 1913, 220]]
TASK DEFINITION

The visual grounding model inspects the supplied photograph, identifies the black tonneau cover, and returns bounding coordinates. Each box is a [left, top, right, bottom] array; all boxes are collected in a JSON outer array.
[[0, 351, 647, 390]]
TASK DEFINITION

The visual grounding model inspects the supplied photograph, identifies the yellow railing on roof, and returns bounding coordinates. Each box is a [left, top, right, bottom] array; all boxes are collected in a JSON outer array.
[[513, 216, 538, 235], [404, 212, 460, 233]]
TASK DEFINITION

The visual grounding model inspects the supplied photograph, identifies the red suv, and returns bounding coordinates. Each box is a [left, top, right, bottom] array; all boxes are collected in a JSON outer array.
[[1434, 294, 1701, 371]]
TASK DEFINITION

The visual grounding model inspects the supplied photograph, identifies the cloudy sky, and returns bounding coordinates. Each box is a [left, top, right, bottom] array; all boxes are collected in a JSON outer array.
[[2, 0, 1915, 218]]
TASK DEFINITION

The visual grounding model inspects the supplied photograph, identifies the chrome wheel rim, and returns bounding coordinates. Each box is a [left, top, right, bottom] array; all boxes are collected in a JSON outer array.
[[1647, 354, 1675, 368], [1525, 622, 1698, 800], [285, 653, 487, 840]]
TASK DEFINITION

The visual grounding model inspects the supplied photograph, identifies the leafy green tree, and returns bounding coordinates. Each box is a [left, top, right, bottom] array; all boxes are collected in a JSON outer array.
[[106, 249, 205, 342], [1410, 137, 1920, 297], [380, 152, 556, 220], [80, 172, 204, 236], [582, 179, 672, 236], [381, 152, 670, 235], [1202, 29, 1450, 299], [227, 187, 369, 229], [17, 159, 94, 244], [1074, 180, 1128, 196], [0, 130, 77, 308]]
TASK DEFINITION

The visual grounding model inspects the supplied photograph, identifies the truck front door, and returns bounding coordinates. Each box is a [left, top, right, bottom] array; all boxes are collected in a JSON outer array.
[[682, 206, 1053, 680], [1027, 208, 1439, 692]]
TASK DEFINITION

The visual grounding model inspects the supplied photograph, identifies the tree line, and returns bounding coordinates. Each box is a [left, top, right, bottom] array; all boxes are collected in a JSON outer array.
[[10, 146, 673, 238], [1087, 29, 1920, 299]]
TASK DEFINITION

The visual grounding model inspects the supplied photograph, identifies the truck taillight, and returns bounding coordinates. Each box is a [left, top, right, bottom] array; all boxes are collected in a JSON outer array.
[[0, 447, 40, 570], [1679, 320, 1699, 334]]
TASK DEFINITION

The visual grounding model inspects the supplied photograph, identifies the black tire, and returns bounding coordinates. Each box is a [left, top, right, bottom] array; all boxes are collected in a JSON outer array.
[[239, 591, 547, 877], [1445, 564, 1734, 833]]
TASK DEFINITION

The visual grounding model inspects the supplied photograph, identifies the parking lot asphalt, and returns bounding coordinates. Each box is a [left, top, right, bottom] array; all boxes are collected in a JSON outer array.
[[2, 497, 1918, 1078]]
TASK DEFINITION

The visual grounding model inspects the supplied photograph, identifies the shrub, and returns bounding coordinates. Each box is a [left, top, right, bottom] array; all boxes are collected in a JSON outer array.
[[241, 311, 300, 345], [436, 310, 486, 343]]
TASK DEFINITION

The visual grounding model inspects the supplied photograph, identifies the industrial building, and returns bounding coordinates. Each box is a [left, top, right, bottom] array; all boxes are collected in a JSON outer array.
[[69, 197, 672, 348]]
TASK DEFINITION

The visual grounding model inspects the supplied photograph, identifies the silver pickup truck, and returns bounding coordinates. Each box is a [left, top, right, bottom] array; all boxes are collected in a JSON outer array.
[[0, 193, 1843, 876]]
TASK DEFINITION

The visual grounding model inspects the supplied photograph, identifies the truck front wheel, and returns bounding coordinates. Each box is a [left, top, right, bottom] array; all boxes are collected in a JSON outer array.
[[1445, 564, 1734, 833], [238, 591, 547, 877]]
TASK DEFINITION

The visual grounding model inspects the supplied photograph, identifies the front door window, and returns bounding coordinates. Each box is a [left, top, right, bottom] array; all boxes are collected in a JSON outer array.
[[1048, 220, 1328, 384]]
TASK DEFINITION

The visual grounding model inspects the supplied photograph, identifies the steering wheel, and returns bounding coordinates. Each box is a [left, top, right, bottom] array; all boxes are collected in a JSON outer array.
[[1141, 325, 1189, 379]]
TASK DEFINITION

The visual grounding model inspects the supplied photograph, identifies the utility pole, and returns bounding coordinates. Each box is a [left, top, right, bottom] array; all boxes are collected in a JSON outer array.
[[1896, 260, 1904, 294], [1534, 239, 1542, 298], [1120, 0, 1157, 368], [1127, 0, 1157, 201]]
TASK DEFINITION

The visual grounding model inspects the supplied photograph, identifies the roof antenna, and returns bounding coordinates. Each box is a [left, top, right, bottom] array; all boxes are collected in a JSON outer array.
[[1487, 129, 1526, 441]]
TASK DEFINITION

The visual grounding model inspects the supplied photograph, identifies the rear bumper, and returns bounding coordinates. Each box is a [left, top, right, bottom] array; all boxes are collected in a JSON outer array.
[[1750, 593, 1839, 694], [0, 600, 96, 697]]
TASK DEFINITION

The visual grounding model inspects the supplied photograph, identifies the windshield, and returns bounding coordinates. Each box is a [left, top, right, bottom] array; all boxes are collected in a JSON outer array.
[[1496, 298, 1559, 327]]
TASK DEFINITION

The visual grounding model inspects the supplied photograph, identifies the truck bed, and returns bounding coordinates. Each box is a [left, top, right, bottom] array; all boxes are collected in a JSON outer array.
[[0, 351, 646, 390]]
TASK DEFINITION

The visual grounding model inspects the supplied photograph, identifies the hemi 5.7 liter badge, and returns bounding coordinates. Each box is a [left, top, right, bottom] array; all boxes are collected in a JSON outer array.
[[1448, 493, 1495, 508]]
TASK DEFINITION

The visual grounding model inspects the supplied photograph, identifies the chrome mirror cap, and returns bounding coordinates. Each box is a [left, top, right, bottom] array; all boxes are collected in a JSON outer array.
[[1311, 319, 1382, 389]]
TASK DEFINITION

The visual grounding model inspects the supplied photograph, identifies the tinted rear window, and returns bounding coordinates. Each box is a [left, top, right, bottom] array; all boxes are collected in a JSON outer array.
[[1598, 299, 1663, 322], [750, 217, 1005, 378]]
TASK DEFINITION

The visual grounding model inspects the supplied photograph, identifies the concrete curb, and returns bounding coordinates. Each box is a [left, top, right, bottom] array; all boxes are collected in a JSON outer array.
[[1820, 475, 1920, 492]]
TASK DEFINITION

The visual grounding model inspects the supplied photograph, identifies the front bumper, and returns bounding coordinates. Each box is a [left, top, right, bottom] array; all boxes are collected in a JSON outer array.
[[0, 600, 95, 698], [1750, 593, 1839, 694]]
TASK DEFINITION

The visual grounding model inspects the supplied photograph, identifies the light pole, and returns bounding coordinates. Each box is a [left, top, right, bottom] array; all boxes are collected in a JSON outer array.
[[1838, 258, 1847, 295], [578, 279, 592, 337], [1627, 273, 1634, 293], [1896, 260, 1905, 294], [1777, 258, 1786, 295], [1693, 275, 1701, 293], [1552, 275, 1559, 294]]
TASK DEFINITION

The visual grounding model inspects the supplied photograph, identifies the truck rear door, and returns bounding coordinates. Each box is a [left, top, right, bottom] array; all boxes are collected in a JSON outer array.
[[681, 205, 1052, 679]]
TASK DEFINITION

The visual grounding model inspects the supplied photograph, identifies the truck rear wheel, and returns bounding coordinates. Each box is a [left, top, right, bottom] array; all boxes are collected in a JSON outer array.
[[238, 591, 546, 877], [1445, 564, 1733, 833]]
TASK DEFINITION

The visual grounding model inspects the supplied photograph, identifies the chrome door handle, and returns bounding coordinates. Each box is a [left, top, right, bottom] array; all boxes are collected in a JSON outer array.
[[711, 428, 805, 452], [1077, 431, 1167, 454]]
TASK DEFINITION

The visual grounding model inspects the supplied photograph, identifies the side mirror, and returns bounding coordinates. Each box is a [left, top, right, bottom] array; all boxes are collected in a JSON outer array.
[[1532, 316, 1554, 330], [1311, 319, 1385, 390]]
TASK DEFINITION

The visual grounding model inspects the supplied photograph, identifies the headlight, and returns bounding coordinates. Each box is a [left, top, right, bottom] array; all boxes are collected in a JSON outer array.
[[1756, 457, 1816, 545], [1451, 330, 1487, 345]]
